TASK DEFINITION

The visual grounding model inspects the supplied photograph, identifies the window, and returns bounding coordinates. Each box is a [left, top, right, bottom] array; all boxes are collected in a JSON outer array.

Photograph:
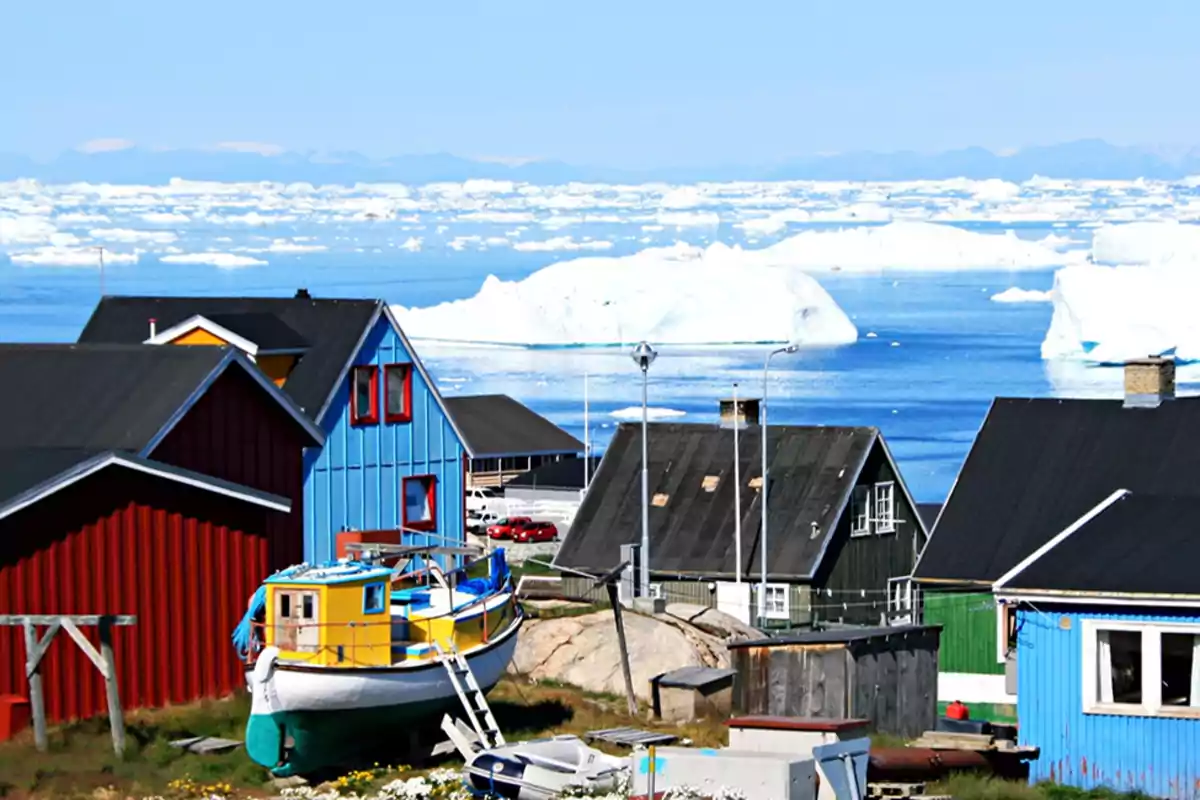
[[762, 584, 789, 620], [384, 363, 413, 423], [350, 365, 379, 425], [850, 485, 871, 537], [1083, 620, 1200, 717], [301, 593, 315, 619], [403, 475, 437, 530], [874, 482, 895, 533], [363, 582, 386, 615]]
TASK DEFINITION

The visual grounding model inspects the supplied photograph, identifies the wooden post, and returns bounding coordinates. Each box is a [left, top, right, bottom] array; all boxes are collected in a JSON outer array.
[[22, 620, 49, 752], [605, 581, 639, 717], [98, 617, 127, 757]]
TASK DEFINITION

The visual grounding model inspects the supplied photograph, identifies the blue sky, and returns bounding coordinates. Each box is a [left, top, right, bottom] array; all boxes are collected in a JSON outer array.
[[4, 1, 1199, 168]]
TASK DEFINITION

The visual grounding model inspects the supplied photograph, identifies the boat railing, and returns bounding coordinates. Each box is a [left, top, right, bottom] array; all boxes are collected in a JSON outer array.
[[242, 586, 518, 666]]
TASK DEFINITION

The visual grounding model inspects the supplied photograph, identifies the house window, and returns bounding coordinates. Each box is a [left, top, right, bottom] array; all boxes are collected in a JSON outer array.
[[350, 365, 379, 425], [384, 363, 413, 423], [1082, 619, 1200, 717], [874, 482, 895, 533], [850, 485, 871, 537], [363, 582, 386, 615], [762, 584, 790, 620], [403, 475, 437, 531]]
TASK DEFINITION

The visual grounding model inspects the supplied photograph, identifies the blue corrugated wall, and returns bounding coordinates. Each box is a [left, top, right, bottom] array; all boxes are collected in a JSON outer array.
[[1017, 605, 1200, 798], [302, 315, 465, 564]]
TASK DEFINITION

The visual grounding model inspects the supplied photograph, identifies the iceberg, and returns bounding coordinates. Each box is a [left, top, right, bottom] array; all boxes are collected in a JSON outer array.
[[392, 242, 858, 347], [11, 246, 138, 267], [991, 287, 1052, 303], [1091, 221, 1200, 268], [610, 406, 687, 421], [160, 252, 267, 268], [1041, 264, 1200, 363], [748, 221, 1072, 272]]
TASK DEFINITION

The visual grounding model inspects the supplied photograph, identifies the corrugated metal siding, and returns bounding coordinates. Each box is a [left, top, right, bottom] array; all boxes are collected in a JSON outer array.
[[0, 471, 270, 723], [304, 317, 467, 563], [150, 365, 307, 569], [923, 592, 1002, 675], [1018, 606, 1200, 798]]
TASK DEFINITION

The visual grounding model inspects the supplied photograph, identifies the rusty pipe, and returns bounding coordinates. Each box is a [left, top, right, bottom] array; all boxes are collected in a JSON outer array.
[[868, 748, 1027, 782]]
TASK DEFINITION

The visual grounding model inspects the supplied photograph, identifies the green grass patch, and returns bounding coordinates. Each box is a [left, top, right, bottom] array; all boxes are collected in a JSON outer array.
[[931, 775, 1157, 800]]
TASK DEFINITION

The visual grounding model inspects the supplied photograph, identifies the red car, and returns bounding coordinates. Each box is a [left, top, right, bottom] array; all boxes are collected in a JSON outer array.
[[514, 521, 559, 543], [487, 516, 531, 540]]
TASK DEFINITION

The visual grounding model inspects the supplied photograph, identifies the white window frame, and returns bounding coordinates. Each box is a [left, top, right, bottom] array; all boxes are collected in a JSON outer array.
[[874, 482, 895, 534], [997, 601, 1016, 664], [762, 584, 790, 620], [850, 485, 871, 537], [1081, 619, 1200, 718]]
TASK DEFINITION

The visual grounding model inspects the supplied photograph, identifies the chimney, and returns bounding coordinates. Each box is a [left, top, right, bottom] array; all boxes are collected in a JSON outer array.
[[720, 397, 761, 428], [148, 317, 157, 338], [295, 288, 311, 299], [1124, 356, 1175, 408]]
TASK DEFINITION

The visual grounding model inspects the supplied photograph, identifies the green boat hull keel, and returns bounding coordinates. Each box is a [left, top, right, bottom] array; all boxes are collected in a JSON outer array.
[[247, 696, 457, 777]]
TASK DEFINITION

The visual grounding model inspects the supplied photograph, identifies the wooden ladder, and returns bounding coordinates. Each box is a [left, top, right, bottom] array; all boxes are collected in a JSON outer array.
[[434, 640, 505, 750]]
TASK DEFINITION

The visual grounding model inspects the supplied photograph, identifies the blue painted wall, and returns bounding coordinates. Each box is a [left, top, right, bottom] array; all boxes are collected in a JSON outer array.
[[1017, 605, 1200, 798], [302, 315, 466, 564]]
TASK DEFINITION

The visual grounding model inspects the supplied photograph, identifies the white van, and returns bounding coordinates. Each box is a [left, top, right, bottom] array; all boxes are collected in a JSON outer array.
[[465, 486, 501, 513]]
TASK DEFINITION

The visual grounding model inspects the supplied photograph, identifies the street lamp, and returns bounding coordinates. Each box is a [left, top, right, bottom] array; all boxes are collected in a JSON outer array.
[[631, 341, 657, 598], [759, 343, 800, 626]]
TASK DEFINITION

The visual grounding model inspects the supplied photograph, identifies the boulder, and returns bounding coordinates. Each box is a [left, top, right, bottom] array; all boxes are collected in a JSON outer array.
[[664, 603, 762, 642], [509, 609, 733, 701]]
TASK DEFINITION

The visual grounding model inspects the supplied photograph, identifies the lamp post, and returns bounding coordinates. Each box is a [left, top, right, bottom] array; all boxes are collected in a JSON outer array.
[[631, 341, 657, 598], [733, 382, 742, 584], [759, 344, 800, 626]]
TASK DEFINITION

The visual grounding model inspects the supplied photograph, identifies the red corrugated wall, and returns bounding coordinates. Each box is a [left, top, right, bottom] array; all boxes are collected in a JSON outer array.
[[0, 471, 272, 722], [149, 363, 309, 570]]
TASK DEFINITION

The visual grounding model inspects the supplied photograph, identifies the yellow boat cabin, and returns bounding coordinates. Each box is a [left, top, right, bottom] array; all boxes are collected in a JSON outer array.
[[261, 548, 517, 668]]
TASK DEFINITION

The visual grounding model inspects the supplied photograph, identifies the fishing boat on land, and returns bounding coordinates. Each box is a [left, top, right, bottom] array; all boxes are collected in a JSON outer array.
[[233, 544, 523, 776]]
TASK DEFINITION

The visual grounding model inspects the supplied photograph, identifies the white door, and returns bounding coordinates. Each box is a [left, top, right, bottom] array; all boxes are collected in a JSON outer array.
[[295, 591, 320, 652]]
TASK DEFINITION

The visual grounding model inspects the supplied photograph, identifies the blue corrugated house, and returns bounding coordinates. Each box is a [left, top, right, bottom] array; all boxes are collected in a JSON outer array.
[[994, 488, 1200, 799], [79, 292, 470, 563]]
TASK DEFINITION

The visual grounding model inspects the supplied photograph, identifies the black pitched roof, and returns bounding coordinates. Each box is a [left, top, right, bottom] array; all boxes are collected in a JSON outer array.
[[444, 394, 584, 458], [914, 396, 1200, 584], [729, 624, 940, 649], [203, 312, 309, 351], [505, 457, 599, 490], [0, 447, 290, 518], [554, 422, 878, 581], [79, 296, 380, 418], [916, 503, 942, 531], [999, 491, 1200, 597], [0, 344, 229, 451]]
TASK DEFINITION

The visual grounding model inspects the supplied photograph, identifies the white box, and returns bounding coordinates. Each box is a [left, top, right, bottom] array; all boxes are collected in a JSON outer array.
[[629, 747, 815, 800]]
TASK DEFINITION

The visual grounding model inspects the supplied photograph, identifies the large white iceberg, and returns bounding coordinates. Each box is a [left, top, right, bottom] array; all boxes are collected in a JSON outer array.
[[747, 221, 1073, 272], [1041, 264, 1200, 363], [392, 242, 858, 347], [1091, 221, 1200, 268]]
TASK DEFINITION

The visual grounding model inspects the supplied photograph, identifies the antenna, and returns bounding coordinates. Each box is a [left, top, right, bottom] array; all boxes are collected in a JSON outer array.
[[98, 246, 106, 297]]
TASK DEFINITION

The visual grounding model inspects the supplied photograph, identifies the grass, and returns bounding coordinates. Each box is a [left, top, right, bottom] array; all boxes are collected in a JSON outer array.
[[931, 774, 1156, 800], [0, 676, 726, 799]]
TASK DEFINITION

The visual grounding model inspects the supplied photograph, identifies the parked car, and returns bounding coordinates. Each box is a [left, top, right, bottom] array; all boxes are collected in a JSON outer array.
[[466, 486, 501, 514], [487, 516, 531, 540], [467, 511, 499, 535], [514, 521, 559, 543]]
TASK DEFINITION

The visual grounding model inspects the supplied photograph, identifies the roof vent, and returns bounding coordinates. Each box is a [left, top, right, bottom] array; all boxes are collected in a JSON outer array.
[[295, 288, 311, 299], [1123, 356, 1175, 409], [719, 397, 760, 427]]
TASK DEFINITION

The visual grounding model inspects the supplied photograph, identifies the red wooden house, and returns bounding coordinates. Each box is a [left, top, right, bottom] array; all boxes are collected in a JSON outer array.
[[0, 344, 322, 723]]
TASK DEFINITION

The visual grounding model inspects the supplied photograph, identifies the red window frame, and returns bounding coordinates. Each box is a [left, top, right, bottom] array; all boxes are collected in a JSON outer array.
[[402, 474, 437, 531], [384, 363, 413, 423], [350, 365, 379, 425]]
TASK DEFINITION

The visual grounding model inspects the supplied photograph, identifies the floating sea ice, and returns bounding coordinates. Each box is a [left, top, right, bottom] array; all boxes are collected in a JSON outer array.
[[1091, 221, 1200, 268], [160, 251, 266, 268], [610, 406, 687, 421], [392, 241, 858, 347], [991, 287, 1052, 303], [11, 246, 138, 266]]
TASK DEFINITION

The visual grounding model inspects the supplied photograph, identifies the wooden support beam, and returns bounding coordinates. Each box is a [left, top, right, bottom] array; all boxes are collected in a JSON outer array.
[[0, 615, 136, 626], [22, 620, 50, 752], [99, 617, 126, 757]]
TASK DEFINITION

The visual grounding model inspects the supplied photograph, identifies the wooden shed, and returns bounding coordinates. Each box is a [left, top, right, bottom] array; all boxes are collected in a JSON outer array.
[[728, 624, 941, 738]]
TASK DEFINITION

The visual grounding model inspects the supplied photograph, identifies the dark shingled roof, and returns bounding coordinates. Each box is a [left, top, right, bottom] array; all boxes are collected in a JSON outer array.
[[729, 624, 940, 649], [0, 344, 230, 452], [1000, 491, 1200, 596], [203, 312, 310, 351], [79, 296, 380, 418], [554, 422, 878, 581], [444, 394, 583, 458], [0, 447, 108, 507], [916, 503, 942, 531], [505, 457, 599, 490], [914, 396, 1200, 584]]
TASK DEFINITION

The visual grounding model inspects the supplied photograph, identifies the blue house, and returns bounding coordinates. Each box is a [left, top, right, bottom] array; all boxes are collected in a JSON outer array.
[[994, 489, 1200, 799], [79, 291, 470, 564]]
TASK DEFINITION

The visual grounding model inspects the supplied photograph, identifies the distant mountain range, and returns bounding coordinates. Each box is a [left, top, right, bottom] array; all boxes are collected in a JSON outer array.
[[4, 139, 1200, 184]]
